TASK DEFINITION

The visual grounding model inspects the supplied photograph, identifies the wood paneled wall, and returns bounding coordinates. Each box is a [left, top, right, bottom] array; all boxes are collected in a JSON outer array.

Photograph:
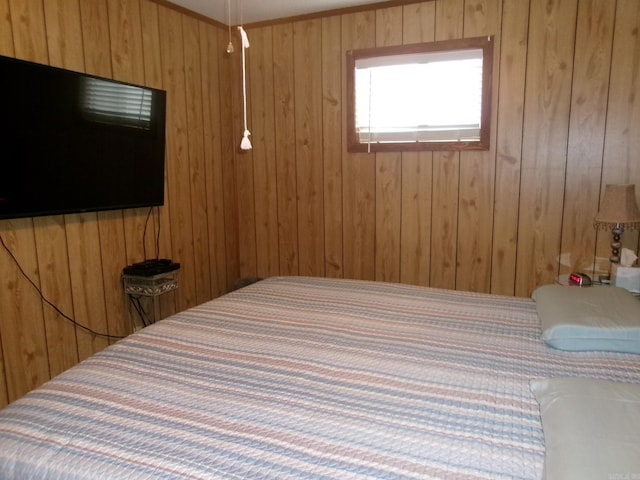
[[234, 0, 640, 295], [0, 0, 237, 408], [1, 0, 640, 409]]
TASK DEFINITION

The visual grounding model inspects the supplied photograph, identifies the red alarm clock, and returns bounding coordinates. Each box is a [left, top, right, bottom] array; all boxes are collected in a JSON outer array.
[[568, 272, 592, 287]]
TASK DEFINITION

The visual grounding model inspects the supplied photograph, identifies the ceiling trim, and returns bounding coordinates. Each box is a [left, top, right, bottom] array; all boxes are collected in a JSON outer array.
[[152, 0, 432, 29], [240, 0, 431, 29], [152, 0, 227, 28]]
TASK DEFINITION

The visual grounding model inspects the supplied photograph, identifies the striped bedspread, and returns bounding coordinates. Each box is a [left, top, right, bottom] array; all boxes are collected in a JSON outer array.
[[1, 276, 639, 479]]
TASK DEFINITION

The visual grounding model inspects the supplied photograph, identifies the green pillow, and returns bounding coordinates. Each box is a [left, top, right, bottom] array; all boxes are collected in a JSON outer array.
[[531, 377, 640, 480], [532, 285, 640, 353]]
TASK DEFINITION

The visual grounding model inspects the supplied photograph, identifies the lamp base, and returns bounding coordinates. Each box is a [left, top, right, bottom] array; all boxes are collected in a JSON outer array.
[[609, 224, 623, 263]]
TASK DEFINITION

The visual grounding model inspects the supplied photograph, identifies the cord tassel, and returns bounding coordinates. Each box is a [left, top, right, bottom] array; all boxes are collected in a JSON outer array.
[[241, 129, 252, 150], [238, 26, 252, 151]]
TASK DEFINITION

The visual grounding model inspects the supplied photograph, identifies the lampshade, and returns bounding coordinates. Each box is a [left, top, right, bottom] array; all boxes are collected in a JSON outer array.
[[594, 184, 640, 230]]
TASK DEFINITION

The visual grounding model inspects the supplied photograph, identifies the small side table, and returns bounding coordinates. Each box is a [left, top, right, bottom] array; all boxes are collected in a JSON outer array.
[[123, 268, 180, 329]]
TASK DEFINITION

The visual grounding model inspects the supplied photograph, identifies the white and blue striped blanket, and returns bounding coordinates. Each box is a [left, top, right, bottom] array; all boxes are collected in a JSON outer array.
[[1, 276, 639, 479]]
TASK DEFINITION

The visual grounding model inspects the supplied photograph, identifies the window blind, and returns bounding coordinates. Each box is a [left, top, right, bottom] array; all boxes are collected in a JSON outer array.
[[355, 48, 483, 144]]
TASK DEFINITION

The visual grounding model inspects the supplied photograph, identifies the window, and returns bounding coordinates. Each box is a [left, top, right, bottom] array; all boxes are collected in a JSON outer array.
[[347, 36, 493, 152]]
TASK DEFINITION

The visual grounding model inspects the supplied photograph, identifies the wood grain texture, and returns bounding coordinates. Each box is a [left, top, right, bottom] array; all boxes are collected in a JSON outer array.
[[456, 0, 499, 293], [140, 0, 178, 318], [599, 0, 640, 257], [2, 0, 640, 408], [217, 27, 241, 291], [182, 14, 213, 304], [516, 0, 578, 297], [429, 0, 463, 289], [272, 23, 300, 276], [199, 22, 229, 298], [8, 0, 48, 62], [249, 27, 280, 279], [158, 5, 199, 310], [40, 0, 85, 370], [490, 0, 528, 295], [65, 215, 110, 360], [399, 3, 435, 287], [31, 217, 80, 373], [322, 15, 344, 278], [561, 0, 615, 278], [341, 11, 376, 280], [230, 27, 258, 281], [373, 7, 403, 283], [0, 0, 14, 57], [0, 0, 234, 408], [294, 19, 325, 277], [0, 220, 50, 403], [237, 0, 637, 295]]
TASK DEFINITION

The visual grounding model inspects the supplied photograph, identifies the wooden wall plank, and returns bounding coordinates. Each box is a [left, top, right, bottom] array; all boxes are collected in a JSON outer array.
[[231, 0, 638, 298], [183, 14, 213, 303], [599, 0, 640, 258], [39, 0, 85, 372], [140, 0, 178, 318], [43, 0, 83, 70], [0, 221, 50, 403], [157, 5, 199, 309], [561, 0, 615, 279], [429, 0, 463, 290], [231, 28, 258, 281], [43, 0, 110, 362], [65, 215, 110, 360], [200, 22, 228, 297], [249, 26, 280, 279], [490, 0, 528, 295], [272, 23, 299, 276], [217, 28, 241, 290], [31, 217, 79, 374], [0, 0, 10, 391], [79, 0, 112, 78], [0, 321, 6, 406], [0, 0, 14, 56], [516, 0, 578, 296], [455, 0, 500, 293], [2, 0, 51, 405], [8, 0, 48, 62], [1, 0, 232, 407], [107, 0, 158, 271], [399, 2, 435, 287], [4, 0, 640, 408], [341, 11, 376, 280], [96, 211, 130, 337], [140, 0, 164, 90], [374, 6, 403, 283], [322, 15, 344, 278], [294, 19, 325, 276]]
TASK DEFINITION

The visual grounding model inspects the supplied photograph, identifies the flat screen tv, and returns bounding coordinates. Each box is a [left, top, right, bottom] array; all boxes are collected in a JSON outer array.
[[0, 55, 167, 220]]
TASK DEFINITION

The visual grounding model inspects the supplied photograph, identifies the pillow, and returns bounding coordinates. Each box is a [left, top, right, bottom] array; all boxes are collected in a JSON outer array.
[[532, 285, 640, 353], [531, 378, 640, 480]]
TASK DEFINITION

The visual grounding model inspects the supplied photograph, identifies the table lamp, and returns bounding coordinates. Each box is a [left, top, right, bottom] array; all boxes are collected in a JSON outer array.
[[594, 184, 640, 266]]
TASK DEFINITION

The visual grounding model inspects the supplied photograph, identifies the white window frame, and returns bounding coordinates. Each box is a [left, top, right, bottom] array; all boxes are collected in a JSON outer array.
[[347, 36, 494, 153]]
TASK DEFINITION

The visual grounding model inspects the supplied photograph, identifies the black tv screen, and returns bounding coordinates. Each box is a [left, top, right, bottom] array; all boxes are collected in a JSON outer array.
[[0, 55, 166, 220]]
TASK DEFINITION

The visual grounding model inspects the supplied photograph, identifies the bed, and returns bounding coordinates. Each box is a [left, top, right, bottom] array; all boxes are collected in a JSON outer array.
[[0, 276, 639, 479]]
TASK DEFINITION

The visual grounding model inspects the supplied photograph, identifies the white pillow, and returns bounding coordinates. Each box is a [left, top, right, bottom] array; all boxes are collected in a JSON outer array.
[[532, 285, 640, 353], [531, 377, 640, 480]]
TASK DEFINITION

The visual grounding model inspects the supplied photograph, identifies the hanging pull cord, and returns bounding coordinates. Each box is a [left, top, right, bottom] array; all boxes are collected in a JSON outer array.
[[238, 26, 252, 150]]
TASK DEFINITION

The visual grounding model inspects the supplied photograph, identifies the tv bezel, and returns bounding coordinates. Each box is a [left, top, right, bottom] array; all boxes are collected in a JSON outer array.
[[0, 55, 167, 221]]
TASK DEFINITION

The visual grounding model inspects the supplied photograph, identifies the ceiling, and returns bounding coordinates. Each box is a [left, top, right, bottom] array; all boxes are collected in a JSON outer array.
[[166, 0, 392, 25]]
